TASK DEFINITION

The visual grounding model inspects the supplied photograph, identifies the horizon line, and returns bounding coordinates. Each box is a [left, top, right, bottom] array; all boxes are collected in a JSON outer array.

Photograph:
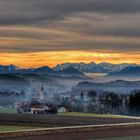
[[0, 61, 139, 69]]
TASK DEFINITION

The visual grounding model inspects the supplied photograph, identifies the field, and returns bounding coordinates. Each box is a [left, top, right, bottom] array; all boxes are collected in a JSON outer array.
[[0, 107, 139, 120], [0, 113, 140, 127], [0, 107, 17, 113], [58, 112, 138, 119], [1, 113, 140, 140], [0, 125, 36, 132], [94, 136, 140, 140], [4, 126, 140, 140], [0, 104, 138, 139]]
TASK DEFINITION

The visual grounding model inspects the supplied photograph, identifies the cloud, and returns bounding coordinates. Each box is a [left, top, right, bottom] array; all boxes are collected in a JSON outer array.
[[0, 26, 140, 53], [0, 0, 140, 25], [0, 0, 140, 56]]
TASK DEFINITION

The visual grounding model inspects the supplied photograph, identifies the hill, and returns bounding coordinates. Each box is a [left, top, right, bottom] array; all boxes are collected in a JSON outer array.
[[107, 66, 140, 78]]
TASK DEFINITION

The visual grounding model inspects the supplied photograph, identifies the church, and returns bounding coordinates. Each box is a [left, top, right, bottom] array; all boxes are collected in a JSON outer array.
[[17, 85, 68, 114], [18, 85, 57, 114]]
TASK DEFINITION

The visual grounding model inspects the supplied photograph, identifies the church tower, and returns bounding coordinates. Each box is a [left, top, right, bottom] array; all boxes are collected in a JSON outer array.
[[38, 85, 45, 102]]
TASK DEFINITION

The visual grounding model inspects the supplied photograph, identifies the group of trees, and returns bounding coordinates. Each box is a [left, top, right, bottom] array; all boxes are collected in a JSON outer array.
[[129, 90, 140, 115], [61, 90, 140, 116], [87, 90, 140, 115], [87, 91, 127, 115]]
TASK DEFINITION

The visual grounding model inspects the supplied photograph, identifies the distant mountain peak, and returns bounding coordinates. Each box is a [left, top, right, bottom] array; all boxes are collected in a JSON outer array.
[[29, 65, 56, 75], [54, 62, 139, 73], [0, 64, 20, 73], [0, 62, 139, 76], [58, 66, 84, 76]]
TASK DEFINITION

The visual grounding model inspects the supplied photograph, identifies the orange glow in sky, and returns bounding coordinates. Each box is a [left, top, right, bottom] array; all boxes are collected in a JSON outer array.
[[0, 51, 139, 68]]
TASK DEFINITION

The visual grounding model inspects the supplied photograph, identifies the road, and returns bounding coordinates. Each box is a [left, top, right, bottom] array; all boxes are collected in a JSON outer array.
[[4, 124, 140, 140]]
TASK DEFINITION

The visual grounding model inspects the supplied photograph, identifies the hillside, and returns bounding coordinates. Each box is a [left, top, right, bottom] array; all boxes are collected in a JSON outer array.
[[107, 66, 140, 78]]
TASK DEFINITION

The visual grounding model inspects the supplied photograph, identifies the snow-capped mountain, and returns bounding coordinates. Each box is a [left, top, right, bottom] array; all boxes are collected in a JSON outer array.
[[54, 62, 138, 73], [0, 64, 20, 73], [28, 66, 57, 75], [0, 65, 84, 77], [57, 67, 85, 77], [0, 63, 139, 75]]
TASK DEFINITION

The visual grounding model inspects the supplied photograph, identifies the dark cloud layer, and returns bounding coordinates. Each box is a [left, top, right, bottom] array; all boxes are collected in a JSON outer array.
[[0, 0, 140, 54], [1, 0, 140, 25]]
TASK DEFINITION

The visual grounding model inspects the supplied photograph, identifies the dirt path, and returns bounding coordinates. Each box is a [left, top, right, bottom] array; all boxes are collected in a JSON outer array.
[[4, 127, 140, 140]]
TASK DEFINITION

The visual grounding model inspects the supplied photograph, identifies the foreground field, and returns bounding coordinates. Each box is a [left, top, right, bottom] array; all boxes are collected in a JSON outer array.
[[0, 113, 140, 127], [1, 113, 140, 140], [0, 125, 36, 132], [58, 112, 139, 119], [94, 136, 140, 140], [4, 126, 140, 140]]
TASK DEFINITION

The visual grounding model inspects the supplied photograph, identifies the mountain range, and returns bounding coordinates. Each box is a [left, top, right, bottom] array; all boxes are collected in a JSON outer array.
[[0, 65, 85, 77], [54, 62, 138, 73], [0, 62, 139, 76]]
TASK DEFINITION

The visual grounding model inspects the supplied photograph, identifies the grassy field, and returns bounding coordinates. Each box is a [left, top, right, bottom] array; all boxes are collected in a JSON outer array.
[[0, 108, 138, 120], [0, 107, 17, 113], [58, 112, 136, 119], [94, 136, 140, 140], [0, 125, 36, 132], [0, 108, 139, 120]]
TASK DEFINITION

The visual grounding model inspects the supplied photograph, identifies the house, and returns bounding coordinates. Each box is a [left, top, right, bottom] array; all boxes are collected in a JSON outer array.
[[17, 85, 53, 114], [14, 102, 22, 109], [57, 106, 68, 113], [17, 101, 57, 114], [28, 101, 53, 114], [30, 103, 49, 114]]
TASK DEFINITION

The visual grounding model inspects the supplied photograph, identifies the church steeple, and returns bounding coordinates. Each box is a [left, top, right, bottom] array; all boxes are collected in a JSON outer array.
[[39, 84, 44, 102], [41, 85, 44, 91]]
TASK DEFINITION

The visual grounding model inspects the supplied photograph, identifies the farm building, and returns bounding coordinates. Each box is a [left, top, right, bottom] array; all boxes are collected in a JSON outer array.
[[17, 86, 69, 114], [17, 85, 56, 114], [57, 106, 68, 113], [18, 101, 57, 114]]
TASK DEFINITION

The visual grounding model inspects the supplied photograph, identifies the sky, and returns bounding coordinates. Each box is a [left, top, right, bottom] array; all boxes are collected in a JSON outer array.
[[0, 0, 140, 68]]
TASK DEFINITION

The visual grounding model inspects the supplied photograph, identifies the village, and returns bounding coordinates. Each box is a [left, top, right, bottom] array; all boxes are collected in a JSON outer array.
[[13, 84, 140, 116], [15, 86, 68, 114]]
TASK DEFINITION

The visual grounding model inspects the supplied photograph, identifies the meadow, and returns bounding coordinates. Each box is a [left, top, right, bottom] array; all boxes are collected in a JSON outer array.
[[0, 107, 16, 113], [0, 125, 36, 132], [94, 136, 140, 140]]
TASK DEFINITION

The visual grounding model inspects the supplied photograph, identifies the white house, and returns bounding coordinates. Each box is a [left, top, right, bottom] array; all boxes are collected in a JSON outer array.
[[30, 104, 50, 114], [57, 106, 68, 113]]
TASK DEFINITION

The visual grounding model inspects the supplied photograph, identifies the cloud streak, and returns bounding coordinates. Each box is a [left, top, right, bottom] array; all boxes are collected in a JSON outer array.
[[0, 26, 140, 53], [0, 51, 139, 68], [1, 0, 140, 25]]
